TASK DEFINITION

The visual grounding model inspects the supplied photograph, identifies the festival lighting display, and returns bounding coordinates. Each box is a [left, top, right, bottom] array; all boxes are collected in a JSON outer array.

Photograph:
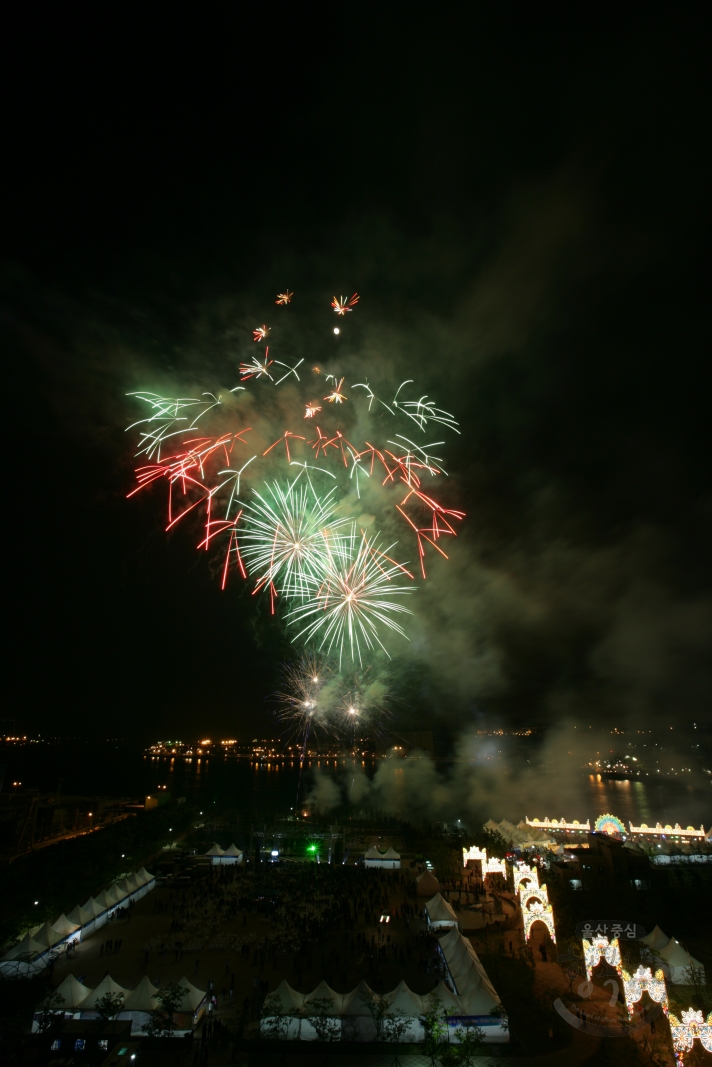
[[512, 863, 539, 894], [582, 936, 622, 981], [668, 1008, 712, 1064], [594, 813, 627, 837], [125, 289, 465, 666], [462, 847, 506, 878], [621, 966, 669, 1017], [522, 900, 557, 944], [628, 822, 706, 839], [519, 883, 549, 909], [525, 817, 591, 832]]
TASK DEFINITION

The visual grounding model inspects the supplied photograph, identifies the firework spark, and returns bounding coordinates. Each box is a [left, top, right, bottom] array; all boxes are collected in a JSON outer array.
[[331, 293, 359, 315], [324, 376, 347, 404], [276, 290, 293, 305], [304, 402, 322, 418], [240, 351, 274, 380], [253, 325, 271, 341]]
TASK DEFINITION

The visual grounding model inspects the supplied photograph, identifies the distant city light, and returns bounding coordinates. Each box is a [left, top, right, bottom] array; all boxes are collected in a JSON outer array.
[[333, 328, 340, 335]]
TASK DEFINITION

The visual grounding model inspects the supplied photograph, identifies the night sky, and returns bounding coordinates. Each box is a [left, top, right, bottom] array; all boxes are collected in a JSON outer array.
[[2, 11, 709, 746]]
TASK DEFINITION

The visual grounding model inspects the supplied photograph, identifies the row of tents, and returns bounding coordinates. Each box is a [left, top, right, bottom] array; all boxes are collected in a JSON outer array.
[[484, 819, 556, 850], [33, 973, 206, 1036], [363, 846, 401, 869], [204, 843, 243, 865], [261, 973, 508, 1043], [0, 868, 155, 978], [642, 926, 706, 985]]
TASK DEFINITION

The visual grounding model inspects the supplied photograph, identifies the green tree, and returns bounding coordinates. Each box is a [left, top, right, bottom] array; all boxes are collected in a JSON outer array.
[[35, 989, 65, 1034], [421, 997, 447, 1066], [261, 994, 290, 1041], [360, 987, 389, 1042], [95, 991, 125, 1034], [382, 1008, 410, 1065], [303, 997, 339, 1043], [146, 982, 183, 1038], [450, 1022, 485, 1066]]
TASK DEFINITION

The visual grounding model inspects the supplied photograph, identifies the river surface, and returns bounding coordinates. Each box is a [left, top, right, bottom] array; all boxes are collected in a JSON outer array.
[[1, 741, 709, 829]]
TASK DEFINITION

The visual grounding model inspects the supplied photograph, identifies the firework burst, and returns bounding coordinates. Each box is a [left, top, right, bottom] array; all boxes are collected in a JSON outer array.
[[126, 286, 464, 663], [238, 477, 352, 603], [331, 293, 359, 315], [287, 531, 414, 664]]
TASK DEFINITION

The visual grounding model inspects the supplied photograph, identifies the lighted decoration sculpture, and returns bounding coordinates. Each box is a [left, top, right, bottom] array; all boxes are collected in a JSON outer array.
[[526, 817, 591, 832], [594, 813, 626, 837], [513, 863, 539, 894], [582, 936, 622, 981], [668, 1008, 712, 1064], [628, 822, 706, 840], [462, 846, 505, 877], [622, 965, 669, 1017], [522, 900, 557, 944]]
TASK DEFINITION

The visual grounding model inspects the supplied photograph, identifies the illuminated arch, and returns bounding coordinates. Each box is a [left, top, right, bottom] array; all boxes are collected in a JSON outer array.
[[520, 883, 549, 910], [622, 965, 668, 1018], [522, 902, 557, 944], [513, 863, 539, 894], [582, 936, 622, 981]]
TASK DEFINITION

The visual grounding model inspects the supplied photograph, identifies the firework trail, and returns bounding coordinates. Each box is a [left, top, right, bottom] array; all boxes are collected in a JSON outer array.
[[125, 287, 464, 663]]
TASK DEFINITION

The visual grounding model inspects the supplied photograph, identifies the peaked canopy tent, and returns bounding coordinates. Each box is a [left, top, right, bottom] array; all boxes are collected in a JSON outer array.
[[658, 937, 706, 985], [54, 975, 94, 1011], [364, 846, 401, 869], [135, 867, 156, 894], [31, 974, 94, 1030], [416, 870, 440, 896], [437, 927, 508, 1042], [642, 926, 671, 952], [0, 933, 48, 977], [49, 914, 81, 944], [425, 893, 459, 929], [205, 843, 226, 866], [221, 843, 244, 864], [119, 975, 159, 1034], [76, 975, 132, 1014]]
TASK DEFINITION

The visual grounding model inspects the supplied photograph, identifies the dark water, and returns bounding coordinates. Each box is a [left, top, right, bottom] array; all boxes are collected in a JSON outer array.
[[1, 742, 709, 828]]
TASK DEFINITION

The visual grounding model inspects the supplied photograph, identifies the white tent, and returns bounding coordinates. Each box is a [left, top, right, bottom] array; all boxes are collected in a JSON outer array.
[[112, 882, 128, 903], [53, 974, 93, 1011], [122, 976, 159, 1012], [437, 928, 508, 1042], [176, 976, 207, 1014], [66, 904, 95, 929], [205, 843, 225, 865], [425, 893, 459, 929], [416, 870, 440, 896], [136, 867, 155, 887], [50, 914, 81, 943], [115, 879, 133, 901], [364, 845, 401, 869], [93, 886, 120, 912], [657, 937, 706, 985], [1, 932, 46, 962], [32, 922, 63, 951], [642, 925, 670, 951], [216, 843, 243, 865], [77, 975, 132, 1012]]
